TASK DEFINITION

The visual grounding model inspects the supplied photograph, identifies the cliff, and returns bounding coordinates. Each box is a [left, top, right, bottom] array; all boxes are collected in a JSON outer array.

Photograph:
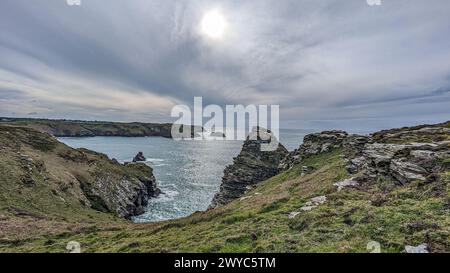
[[0, 117, 202, 138], [0, 125, 160, 226]]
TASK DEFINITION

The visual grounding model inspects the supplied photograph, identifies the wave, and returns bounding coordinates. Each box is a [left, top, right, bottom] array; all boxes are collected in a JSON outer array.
[[152, 189, 180, 203], [146, 158, 165, 162]]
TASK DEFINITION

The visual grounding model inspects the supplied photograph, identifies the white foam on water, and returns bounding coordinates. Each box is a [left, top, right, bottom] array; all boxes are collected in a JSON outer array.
[[146, 158, 165, 162], [153, 190, 180, 203]]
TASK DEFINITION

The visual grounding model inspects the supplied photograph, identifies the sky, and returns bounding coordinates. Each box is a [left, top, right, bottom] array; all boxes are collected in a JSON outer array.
[[0, 0, 449, 132]]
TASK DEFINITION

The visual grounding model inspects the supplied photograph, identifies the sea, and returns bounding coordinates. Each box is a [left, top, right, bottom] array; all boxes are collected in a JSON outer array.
[[59, 129, 311, 222]]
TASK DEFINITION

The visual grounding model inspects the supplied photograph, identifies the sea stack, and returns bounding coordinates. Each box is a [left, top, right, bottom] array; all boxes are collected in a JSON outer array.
[[209, 127, 288, 208], [133, 152, 146, 162]]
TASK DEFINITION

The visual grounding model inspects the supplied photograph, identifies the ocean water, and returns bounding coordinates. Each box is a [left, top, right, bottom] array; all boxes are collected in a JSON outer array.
[[59, 129, 309, 222]]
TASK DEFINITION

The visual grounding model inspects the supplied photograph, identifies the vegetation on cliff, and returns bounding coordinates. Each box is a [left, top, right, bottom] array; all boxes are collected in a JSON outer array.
[[0, 125, 159, 243], [0, 117, 202, 138], [0, 121, 449, 253]]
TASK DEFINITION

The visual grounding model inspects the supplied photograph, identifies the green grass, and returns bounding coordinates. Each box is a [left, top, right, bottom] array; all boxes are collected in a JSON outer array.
[[1, 126, 449, 253]]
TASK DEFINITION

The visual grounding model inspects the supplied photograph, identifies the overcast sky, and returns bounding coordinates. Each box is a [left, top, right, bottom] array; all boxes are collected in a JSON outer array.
[[0, 0, 449, 132]]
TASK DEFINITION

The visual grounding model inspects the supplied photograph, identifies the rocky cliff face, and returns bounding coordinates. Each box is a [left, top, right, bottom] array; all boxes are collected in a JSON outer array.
[[280, 122, 450, 186], [74, 153, 161, 218], [209, 128, 288, 208], [210, 122, 450, 210], [346, 142, 449, 184], [0, 125, 160, 220], [345, 122, 450, 185]]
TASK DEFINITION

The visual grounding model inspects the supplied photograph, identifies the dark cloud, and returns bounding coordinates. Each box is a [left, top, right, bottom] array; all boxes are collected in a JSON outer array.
[[0, 0, 449, 130]]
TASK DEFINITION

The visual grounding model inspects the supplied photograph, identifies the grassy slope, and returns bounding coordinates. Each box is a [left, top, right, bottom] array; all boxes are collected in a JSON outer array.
[[2, 148, 448, 253], [0, 126, 160, 244]]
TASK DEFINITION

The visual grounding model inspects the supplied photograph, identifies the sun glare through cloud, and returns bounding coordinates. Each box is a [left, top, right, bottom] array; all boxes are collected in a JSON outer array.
[[201, 9, 227, 39]]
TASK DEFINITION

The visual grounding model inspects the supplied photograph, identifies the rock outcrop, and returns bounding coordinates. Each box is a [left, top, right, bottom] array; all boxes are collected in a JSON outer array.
[[279, 130, 349, 171], [209, 128, 288, 208], [78, 160, 161, 219], [343, 123, 450, 185], [132, 152, 146, 162], [346, 141, 450, 185], [280, 122, 450, 186]]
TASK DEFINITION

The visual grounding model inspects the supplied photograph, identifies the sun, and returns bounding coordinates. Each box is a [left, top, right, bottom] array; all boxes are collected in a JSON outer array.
[[201, 10, 227, 39]]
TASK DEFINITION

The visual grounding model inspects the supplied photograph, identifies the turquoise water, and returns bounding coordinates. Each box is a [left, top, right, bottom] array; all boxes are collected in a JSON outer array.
[[59, 129, 308, 222]]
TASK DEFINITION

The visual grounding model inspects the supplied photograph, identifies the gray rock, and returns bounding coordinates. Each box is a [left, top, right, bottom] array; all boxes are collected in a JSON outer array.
[[405, 244, 429, 253], [300, 206, 316, 212], [132, 152, 146, 162], [306, 196, 327, 206], [299, 196, 327, 211], [288, 211, 301, 219], [345, 141, 450, 185], [390, 159, 427, 184], [334, 178, 359, 191]]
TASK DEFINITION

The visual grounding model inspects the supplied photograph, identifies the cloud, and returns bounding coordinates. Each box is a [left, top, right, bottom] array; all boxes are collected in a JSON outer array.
[[0, 0, 449, 130]]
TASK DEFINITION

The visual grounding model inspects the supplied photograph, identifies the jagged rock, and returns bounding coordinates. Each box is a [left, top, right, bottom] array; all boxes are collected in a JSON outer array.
[[334, 178, 359, 191], [280, 130, 348, 171], [405, 244, 429, 253], [346, 156, 366, 174], [343, 135, 370, 173], [209, 127, 288, 208], [132, 152, 146, 162], [346, 142, 450, 184]]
